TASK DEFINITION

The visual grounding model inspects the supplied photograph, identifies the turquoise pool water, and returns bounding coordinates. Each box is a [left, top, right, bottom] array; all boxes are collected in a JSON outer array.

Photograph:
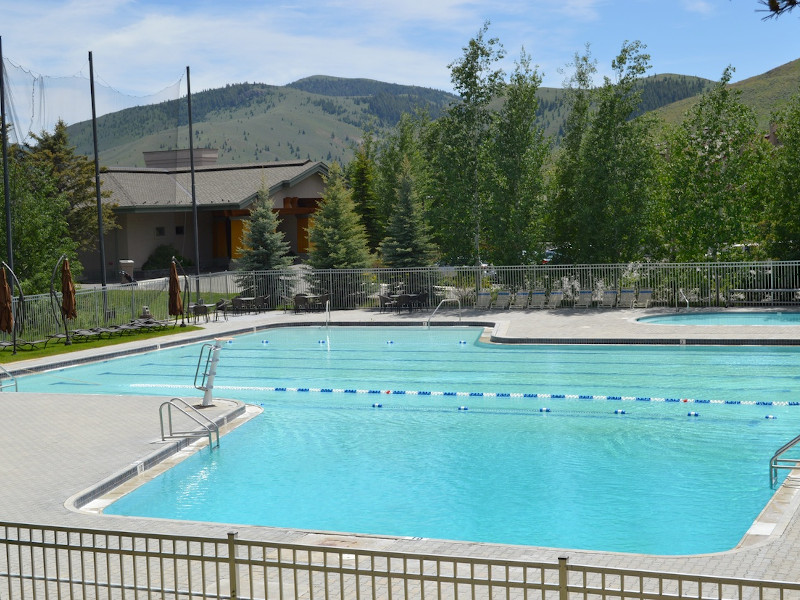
[[20, 326, 800, 555], [639, 311, 800, 326]]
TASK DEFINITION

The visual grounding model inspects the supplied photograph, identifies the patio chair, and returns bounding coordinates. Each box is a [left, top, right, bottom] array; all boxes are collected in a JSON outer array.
[[313, 293, 331, 312], [413, 291, 429, 310], [618, 289, 636, 308], [546, 290, 563, 309], [574, 290, 593, 308], [599, 290, 617, 308], [378, 294, 397, 313], [293, 294, 310, 313], [634, 289, 653, 308], [254, 295, 270, 312], [191, 303, 209, 323], [529, 289, 547, 309], [510, 290, 530, 310], [395, 294, 415, 313], [214, 299, 229, 321], [231, 297, 247, 314], [494, 290, 512, 310], [475, 289, 493, 309]]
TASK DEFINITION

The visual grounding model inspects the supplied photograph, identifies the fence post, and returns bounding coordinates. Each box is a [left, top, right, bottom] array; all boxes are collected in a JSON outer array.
[[558, 556, 568, 600], [227, 531, 239, 600]]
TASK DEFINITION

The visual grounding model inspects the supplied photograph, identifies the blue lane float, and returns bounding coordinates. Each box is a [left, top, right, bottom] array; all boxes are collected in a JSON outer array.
[[688, 411, 700, 417], [205, 384, 797, 407]]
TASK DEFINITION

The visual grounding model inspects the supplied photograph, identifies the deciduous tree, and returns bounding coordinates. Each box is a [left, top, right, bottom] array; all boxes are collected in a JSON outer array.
[[26, 120, 118, 253]]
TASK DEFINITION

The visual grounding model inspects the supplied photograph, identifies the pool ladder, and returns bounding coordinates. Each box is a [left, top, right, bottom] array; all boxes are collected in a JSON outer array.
[[194, 339, 226, 406], [159, 397, 220, 449], [770, 433, 800, 487]]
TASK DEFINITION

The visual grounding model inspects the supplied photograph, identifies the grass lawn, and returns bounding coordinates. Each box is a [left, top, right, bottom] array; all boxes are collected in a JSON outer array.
[[0, 323, 204, 363]]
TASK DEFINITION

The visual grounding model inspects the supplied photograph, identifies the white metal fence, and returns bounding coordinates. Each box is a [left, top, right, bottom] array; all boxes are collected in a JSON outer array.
[[4, 261, 800, 343], [2, 522, 799, 600]]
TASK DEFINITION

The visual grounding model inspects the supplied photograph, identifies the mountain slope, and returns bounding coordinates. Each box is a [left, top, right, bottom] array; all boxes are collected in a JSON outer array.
[[65, 61, 797, 167]]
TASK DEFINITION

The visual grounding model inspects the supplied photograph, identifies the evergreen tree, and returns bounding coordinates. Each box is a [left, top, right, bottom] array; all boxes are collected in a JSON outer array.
[[346, 133, 382, 251], [26, 120, 118, 253], [380, 160, 438, 267], [235, 185, 292, 271], [308, 163, 372, 269]]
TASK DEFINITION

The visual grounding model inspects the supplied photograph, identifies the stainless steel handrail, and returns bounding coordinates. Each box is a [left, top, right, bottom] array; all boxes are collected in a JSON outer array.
[[159, 397, 220, 449], [770, 432, 800, 486], [0, 364, 17, 392], [426, 298, 461, 328]]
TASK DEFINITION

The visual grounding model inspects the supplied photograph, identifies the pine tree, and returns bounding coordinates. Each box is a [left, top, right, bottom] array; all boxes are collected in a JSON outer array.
[[236, 186, 292, 271], [308, 163, 372, 269], [380, 160, 438, 267]]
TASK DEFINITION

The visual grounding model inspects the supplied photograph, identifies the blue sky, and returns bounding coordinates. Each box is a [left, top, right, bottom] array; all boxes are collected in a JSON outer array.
[[1, 0, 798, 99]]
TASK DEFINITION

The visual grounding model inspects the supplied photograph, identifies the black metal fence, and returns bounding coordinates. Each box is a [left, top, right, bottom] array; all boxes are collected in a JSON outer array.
[[3, 261, 800, 344]]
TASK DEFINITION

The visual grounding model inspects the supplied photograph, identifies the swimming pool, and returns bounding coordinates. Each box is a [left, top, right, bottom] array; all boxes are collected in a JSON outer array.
[[638, 311, 800, 326], [20, 326, 800, 555]]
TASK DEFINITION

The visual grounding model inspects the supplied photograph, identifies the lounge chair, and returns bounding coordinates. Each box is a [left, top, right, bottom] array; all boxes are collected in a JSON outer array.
[[634, 289, 653, 308], [599, 290, 617, 308], [618, 289, 636, 308], [494, 290, 512, 310], [574, 290, 593, 308], [413, 292, 429, 310], [475, 290, 493, 309], [529, 289, 547, 309], [510, 290, 530, 310], [546, 290, 563, 309]]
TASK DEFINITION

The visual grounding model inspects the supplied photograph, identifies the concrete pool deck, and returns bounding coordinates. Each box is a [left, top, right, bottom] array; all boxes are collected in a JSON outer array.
[[4, 305, 800, 583]]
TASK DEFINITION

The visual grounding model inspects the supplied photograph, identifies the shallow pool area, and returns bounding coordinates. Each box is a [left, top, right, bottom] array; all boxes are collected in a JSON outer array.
[[638, 311, 800, 326], [18, 326, 800, 555]]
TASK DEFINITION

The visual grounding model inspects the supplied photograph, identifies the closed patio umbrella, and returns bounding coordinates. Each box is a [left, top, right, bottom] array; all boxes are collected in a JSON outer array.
[[0, 268, 12, 335], [168, 261, 183, 318], [61, 258, 77, 320]]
